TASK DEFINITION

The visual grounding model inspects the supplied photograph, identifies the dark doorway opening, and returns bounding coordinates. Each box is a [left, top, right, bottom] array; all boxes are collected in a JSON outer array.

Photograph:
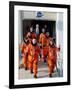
[[23, 19, 56, 43]]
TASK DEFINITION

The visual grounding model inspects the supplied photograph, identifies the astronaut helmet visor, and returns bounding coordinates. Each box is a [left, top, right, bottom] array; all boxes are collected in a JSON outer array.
[[36, 24, 39, 27], [46, 32, 50, 37], [42, 28, 45, 33], [49, 39, 53, 45], [27, 32, 31, 37], [30, 27, 33, 32], [44, 25, 47, 28], [32, 39, 37, 44]]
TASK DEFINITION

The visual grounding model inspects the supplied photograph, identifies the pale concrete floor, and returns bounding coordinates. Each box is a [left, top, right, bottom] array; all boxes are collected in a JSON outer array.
[[19, 61, 63, 79]]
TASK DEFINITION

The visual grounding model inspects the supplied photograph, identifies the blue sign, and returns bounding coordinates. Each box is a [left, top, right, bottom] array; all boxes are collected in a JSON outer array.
[[36, 11, 43, 17]]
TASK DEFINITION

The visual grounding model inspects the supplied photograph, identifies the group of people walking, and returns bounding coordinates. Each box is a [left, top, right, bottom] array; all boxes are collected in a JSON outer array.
[[20, 24, 60, 78]]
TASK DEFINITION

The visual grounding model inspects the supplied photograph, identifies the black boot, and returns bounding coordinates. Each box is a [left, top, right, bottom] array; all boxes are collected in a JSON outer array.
[[34, 75, 37, 78], [25, 67, 27, 70], [31, 69, 33, 74], [19, 66, 20, 69], [49, 74, 52, 77], [44, 59, 46, 63]]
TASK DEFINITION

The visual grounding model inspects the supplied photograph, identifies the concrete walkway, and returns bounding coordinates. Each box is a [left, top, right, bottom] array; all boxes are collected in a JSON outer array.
[[19, 61, 63, 79]]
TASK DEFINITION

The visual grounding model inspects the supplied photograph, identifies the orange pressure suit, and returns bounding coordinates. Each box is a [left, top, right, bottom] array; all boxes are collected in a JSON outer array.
[[39, 33, 50, 62], [22, 43, 29, 70], [42, 36, 52, 62], [47, 45, 60, 76], [27, 32, 36, 39], [46, 36, 52, 47], [20, 41, 29, 70], [19, 42, 25, 68], [28, 43, 40, 78], [42, 45, 48, 62], [20, 42, 25, 55], [39, 33, 47, 47]]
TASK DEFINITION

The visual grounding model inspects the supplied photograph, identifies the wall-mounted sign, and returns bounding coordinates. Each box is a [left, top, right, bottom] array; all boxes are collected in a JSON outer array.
[[36, 11, 43, 18]]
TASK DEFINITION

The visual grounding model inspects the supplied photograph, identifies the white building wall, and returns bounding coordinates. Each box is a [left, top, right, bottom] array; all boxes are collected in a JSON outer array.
[[56, 13, 63, 57], [56, 13, 63, 76], [18, 11, 23, 44]]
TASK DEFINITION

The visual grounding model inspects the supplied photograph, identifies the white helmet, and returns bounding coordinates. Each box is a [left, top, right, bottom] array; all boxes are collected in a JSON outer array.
[[42, 28, 45, 33], [36, 24, 39, 28], [46, 32, 49, 37], [44, 25, 47, 28], [32, 39, 37, 45], [30, 27, 33, 32]]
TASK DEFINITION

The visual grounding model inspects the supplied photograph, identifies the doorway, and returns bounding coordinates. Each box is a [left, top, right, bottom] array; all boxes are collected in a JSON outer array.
[[22, 19, 56, 43]]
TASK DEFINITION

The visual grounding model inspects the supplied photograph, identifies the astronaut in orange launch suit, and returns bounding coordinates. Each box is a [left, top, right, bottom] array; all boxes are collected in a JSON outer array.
[[26, 27, 36, 39], [47, 39, 60, 77], [28, 38, 40, 78], [20, 38, 29, 70]]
